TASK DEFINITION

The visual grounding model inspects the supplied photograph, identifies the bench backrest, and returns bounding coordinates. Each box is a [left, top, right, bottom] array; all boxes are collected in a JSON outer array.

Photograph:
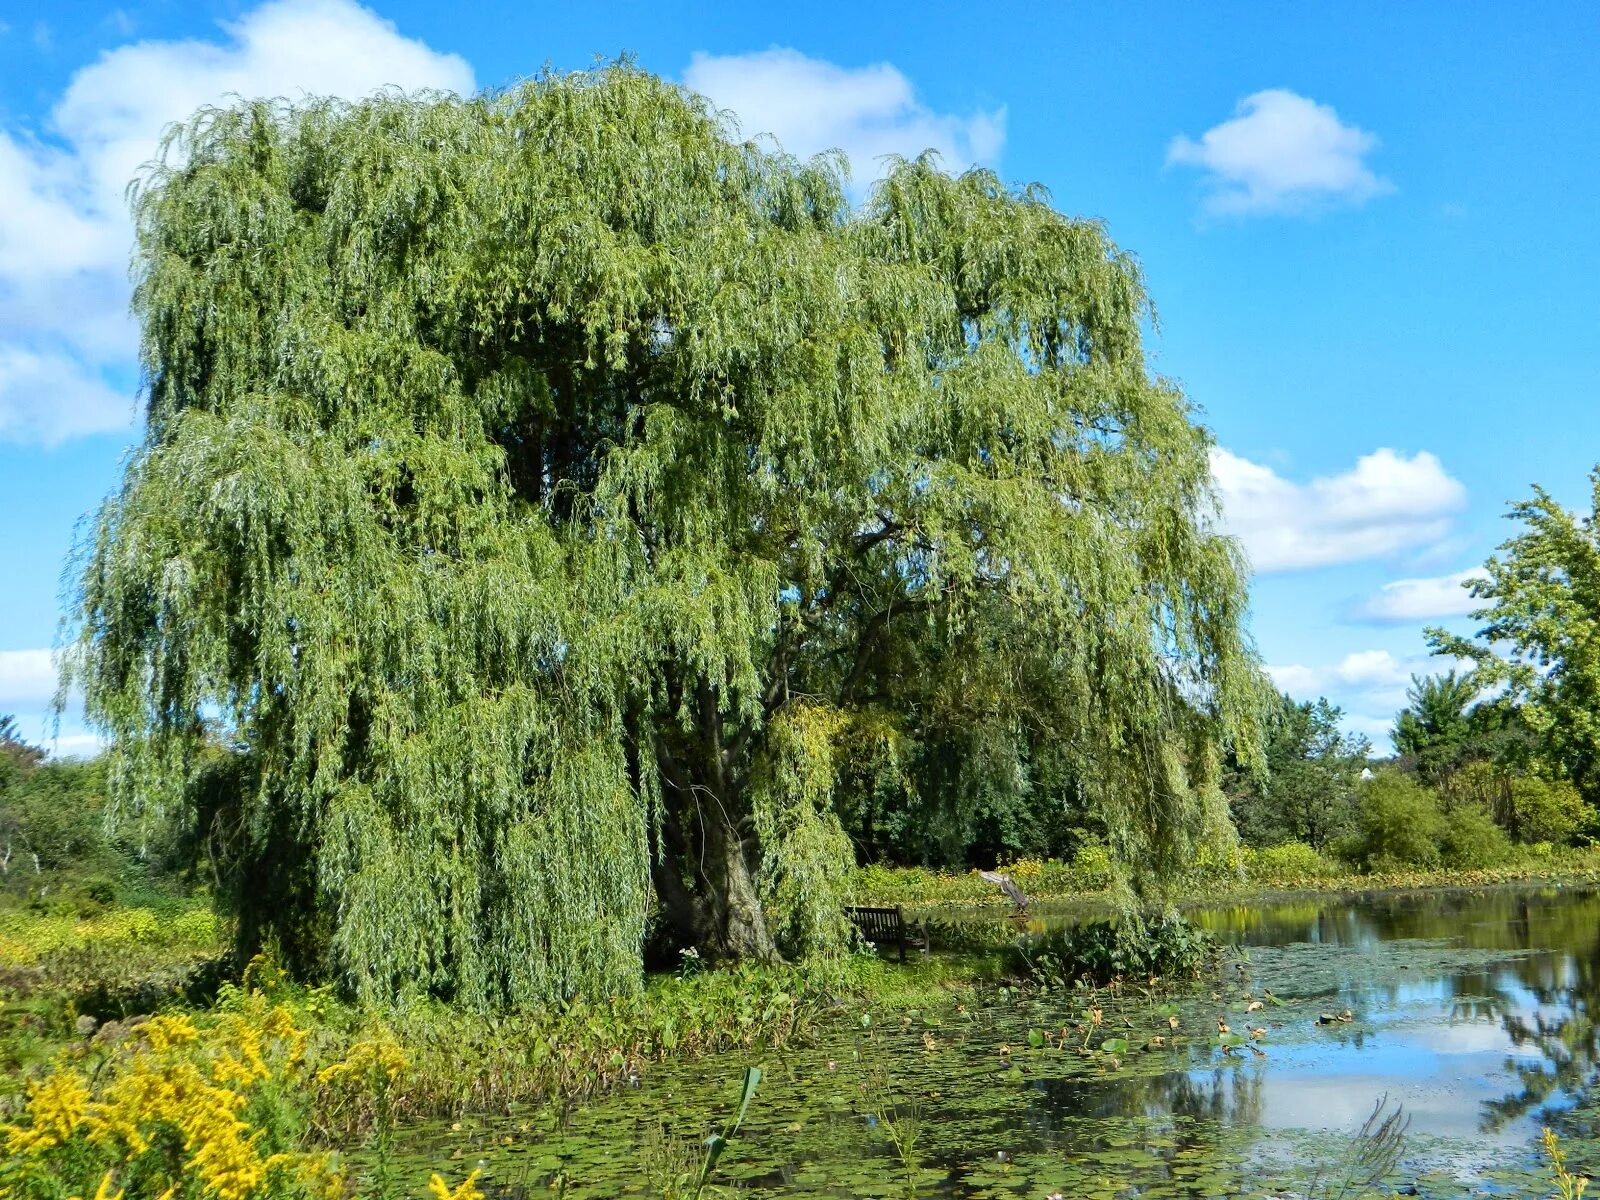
[[845, 905, 904, 939]]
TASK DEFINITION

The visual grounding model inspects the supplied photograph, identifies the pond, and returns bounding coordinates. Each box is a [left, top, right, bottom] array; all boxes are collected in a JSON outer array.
[[406, 885, 1600, 1197]]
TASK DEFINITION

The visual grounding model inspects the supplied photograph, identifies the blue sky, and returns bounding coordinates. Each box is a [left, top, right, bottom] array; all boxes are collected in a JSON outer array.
[[1, 0, 1597, 753]]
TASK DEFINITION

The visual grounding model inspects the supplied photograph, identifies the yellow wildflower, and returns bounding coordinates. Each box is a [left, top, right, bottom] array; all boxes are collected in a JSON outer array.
[[427, 1169, 484, 1200], [316, 1035, 409, 1086], [4, 1070, 89, 1154], [260, 1003, 309, 1067], [141, 1014, 199, 1053], [63, 1169, 125, 1200]]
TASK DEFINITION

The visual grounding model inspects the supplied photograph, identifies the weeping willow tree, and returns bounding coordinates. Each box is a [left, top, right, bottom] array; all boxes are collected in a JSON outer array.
[[69, 63, 1263, 1008]]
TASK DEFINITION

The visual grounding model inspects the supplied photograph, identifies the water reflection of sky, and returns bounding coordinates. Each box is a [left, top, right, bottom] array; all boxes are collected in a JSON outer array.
[[1180, 888, 1600, 1147]]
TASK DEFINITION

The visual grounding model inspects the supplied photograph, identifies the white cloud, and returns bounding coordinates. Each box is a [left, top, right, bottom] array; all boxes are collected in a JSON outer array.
[[41, 732, 105, 760], [1358, 568, 1487, 623], [1167, 89, 1392, 216], [1265, 649, 1412, 699], [1211, 447, 1467, 573], [0, 0, 474, 445], [0, 649, 102, 760], [0, 649, 58, 711], [0, 346, 134, 444], [1266, 648, 1474, 750], [683, 48, 1005, 193]]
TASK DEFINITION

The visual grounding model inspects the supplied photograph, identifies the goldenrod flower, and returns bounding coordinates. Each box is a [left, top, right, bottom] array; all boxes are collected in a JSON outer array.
[[427, 1169, 484, 1200]]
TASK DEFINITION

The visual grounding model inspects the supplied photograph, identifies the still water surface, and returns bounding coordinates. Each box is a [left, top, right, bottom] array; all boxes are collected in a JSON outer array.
[[425, 885, 1600, 1197]]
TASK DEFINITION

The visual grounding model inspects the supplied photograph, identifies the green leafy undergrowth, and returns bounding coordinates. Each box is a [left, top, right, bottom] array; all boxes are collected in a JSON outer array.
[[271, 954, 984, 1137], [1007, 915, 1218, 987]]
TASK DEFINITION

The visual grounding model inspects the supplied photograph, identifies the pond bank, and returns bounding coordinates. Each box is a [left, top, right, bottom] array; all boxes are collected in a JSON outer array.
[[852, 847, 1600, 912]]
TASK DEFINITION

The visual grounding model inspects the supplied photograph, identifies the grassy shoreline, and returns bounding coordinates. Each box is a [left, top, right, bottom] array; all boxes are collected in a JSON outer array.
[[850, 846, 1600, 912]]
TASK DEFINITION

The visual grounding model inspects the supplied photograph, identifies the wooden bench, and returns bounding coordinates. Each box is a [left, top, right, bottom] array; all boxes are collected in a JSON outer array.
[[845, 905, 924, 962]]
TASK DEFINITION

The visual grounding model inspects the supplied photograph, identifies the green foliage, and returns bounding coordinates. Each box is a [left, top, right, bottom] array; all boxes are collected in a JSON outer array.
[[1429, 470, 1600, 803], [0, 760, 118, 888], [1225, 694, 1369, 852], [0, 751, 195, 908], [69, 64, 1263, 1004], [1510, 776, 1596, 845], [1242, 840, 1340, 884], [1437, 800, 1515, 870], [750, 705, 854, 959], [1393, 671, 1482, 783], [1346, 772, 1447, 872], [1343, 772, 1513, 873], [1009, 914, 1216, 985], [0, 717, 45, 792]]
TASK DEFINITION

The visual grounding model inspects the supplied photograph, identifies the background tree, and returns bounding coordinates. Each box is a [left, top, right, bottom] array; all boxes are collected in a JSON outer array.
[[1393, 671, 1478, 784], [69, 65, 1263, 1008], [1225, 693, 1368, 851], [1429, 470, 1600, 803], [0, 728, 191, 903], [0, 715, 42, 877], [0, 715, 44, 792], [1387, 673, 1594, 847]]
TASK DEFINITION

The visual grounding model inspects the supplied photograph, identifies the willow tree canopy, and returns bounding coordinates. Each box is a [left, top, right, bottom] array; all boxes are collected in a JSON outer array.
[[71, 63, 1263, 1008]]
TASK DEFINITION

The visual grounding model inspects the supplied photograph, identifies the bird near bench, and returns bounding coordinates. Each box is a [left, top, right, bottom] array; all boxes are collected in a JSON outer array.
[[978, 870, 1032, 915]]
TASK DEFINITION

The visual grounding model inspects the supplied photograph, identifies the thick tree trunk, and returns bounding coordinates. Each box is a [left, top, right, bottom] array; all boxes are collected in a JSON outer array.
[[694, 805, 781, 961], [650, 794, 782, 961], [647, 753, 782, 961], [642, 670, 784, 962]]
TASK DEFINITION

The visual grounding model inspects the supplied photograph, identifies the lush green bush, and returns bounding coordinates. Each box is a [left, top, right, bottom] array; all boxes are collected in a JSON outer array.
[[1439, 801, 1515, 868], [1345, 772, 1448, 872], [1243, 841, 1341, 884], [1009, 914, 1216, 986], [1511, 776, 1596, 845], [1343, 772, 1519, 873], [0, 754, 199, 908]]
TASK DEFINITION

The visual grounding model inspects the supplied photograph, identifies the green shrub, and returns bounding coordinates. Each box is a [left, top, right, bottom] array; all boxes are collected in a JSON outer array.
[[1347, 772, 1447, 872], [1511, 776, 1596, 845], [1068, 842, 1117, 891], [1439, 801, 1514, 868], [1009, 913, 1215, 985], [1244, 841, 1339, 884]]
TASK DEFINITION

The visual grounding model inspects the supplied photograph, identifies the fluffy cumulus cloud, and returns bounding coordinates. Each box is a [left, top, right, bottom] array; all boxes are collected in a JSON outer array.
[[1265, 648, 1475, 751], [0, 0, 473, 445], [1211, 447, 1467, 573], [0, 346, 134, 443], [683, 48, 1005, 193], [0, 649, 57, 711], [1357, 568, 1487, 623], [1167, 89, 1392, 216], [1266, 649, 1413, 699], [0, 648, 100, 758]]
